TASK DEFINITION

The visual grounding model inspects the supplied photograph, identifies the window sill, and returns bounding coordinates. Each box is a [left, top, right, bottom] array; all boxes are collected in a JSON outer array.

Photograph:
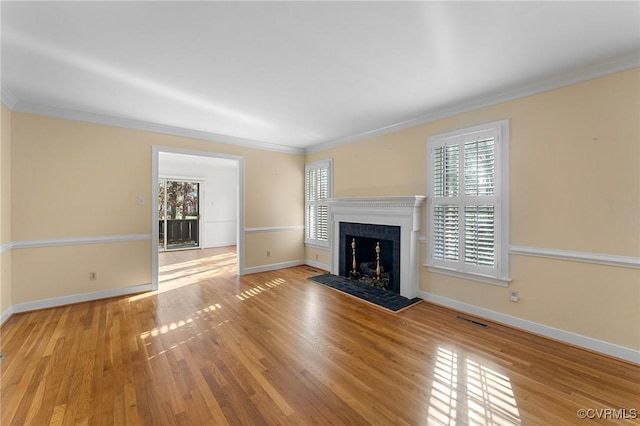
[[424, 265, 511, 287]]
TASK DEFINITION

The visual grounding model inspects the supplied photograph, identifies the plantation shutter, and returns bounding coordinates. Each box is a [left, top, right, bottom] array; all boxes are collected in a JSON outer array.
[[463, 137, 496, 267], [432, 143, 461, 263], [464, 205, 494, 266], [429, 128, 500, 277], [433, 204, 459, 261], [305, 168, 317, 240], [305, 160, 331, 245]]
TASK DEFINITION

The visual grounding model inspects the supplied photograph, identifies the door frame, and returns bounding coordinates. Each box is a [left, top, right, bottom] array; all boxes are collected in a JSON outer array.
[[152, 146, 245, 291]]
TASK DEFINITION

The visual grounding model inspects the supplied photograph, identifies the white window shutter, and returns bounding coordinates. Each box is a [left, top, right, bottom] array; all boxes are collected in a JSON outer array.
[[305, 160, 332, 246], [427, 121, 509, 281]]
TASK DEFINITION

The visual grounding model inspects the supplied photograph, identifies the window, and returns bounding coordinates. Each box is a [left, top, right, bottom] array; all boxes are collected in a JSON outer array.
[[305, 159, 332, 246], [427, 120, 509, 285], [158, 179, 201, 250]]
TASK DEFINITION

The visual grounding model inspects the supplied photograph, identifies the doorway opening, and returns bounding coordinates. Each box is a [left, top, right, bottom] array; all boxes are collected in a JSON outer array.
[[152, 146, 245, 291]]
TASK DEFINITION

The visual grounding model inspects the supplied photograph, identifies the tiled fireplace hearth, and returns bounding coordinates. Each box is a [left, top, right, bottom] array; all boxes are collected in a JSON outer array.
[[327, 196, 426, 299]]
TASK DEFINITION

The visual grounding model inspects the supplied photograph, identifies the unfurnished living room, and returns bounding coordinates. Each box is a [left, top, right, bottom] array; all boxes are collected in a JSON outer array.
[[1, 2, 639, 425]]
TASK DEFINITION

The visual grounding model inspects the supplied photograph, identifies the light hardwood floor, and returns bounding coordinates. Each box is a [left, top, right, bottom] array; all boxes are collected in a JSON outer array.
[[1, 246, 639, 425]]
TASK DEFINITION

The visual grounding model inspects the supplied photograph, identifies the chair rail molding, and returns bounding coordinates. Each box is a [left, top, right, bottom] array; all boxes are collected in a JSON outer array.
[[510, 245, 640, 269], [12, 234, 152, 249]]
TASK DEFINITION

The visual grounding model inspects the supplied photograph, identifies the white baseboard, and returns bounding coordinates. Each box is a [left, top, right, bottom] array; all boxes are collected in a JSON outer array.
[[303, 260, 330, 272], [0, 305, 14, 326], [244, 225, 304, 233], [242, 260, 308, 275], [417, 290, 640, 365], [11, 283, 153, 314], [203, 242, 237, 249]]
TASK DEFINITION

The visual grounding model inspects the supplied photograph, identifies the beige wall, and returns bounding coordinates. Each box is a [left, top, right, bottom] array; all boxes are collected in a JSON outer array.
[[244, 152, 304, 228], [12, 241, 151, 303], [1, 103, 12, 315], [4, 68, 639, 356], [307, 68, 640, 351], [10, 113, 304, 305], [245, 229, 305, 269], [305, 245, 331, 269]]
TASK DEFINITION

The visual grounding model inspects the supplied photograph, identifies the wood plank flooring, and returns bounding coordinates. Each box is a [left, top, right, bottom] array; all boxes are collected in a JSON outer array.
[[1, 246, 639, 425]]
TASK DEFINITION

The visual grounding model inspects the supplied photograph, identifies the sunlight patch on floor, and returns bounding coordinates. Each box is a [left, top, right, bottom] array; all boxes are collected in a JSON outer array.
[[427, 347, 521, 425], [139, 302, 227, 360], [139, 303, 224, 339], [158, 252, 235, 274], [130, 260, 235, 303], [159, 260, 235, 284], [140, 318, 193, 340], [236, 278, 286, 300], [129, 249, 237, 301]]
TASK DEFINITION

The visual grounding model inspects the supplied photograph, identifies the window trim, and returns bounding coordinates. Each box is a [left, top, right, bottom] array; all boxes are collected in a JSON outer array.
[[304, 159, 333, 247], [426, 120, 510, 285]]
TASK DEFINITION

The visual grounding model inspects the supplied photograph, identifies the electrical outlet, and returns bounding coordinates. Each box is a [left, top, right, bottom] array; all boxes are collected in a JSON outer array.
[[510, 290, 519, 303], [89, 272, 98, 281], [266, 250, 271, 257]]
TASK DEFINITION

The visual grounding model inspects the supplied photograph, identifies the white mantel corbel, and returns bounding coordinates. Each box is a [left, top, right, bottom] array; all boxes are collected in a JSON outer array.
[[327, 196, 426, 299]]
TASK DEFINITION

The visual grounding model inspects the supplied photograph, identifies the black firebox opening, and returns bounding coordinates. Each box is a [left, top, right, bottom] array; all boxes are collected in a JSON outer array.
[[339, 222, 401, 294]]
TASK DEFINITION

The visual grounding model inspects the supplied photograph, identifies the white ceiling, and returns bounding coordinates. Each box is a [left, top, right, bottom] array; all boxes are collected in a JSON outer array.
[[2, 1, 638, 153]]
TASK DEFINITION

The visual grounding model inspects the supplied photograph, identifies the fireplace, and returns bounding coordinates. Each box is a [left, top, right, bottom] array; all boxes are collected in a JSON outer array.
[[327, 196, 426, 299], [339, 222, 401, 293]]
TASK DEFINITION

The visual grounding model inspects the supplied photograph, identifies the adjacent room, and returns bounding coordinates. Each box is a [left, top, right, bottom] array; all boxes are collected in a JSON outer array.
[[1, 2, 638, 424]]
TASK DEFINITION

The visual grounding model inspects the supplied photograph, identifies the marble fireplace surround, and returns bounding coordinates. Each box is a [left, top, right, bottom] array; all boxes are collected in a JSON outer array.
[[327, 196, 426, 299]]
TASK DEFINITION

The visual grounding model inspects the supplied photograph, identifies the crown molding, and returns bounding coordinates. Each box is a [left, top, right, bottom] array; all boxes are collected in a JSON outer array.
[[8, 100, 304, 155], [305, 52, 640, 154], [4, 53, 637, 155]]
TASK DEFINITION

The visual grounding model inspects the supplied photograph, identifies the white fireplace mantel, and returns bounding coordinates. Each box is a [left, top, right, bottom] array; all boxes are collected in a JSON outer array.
[[327, 196, 426, 299]]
